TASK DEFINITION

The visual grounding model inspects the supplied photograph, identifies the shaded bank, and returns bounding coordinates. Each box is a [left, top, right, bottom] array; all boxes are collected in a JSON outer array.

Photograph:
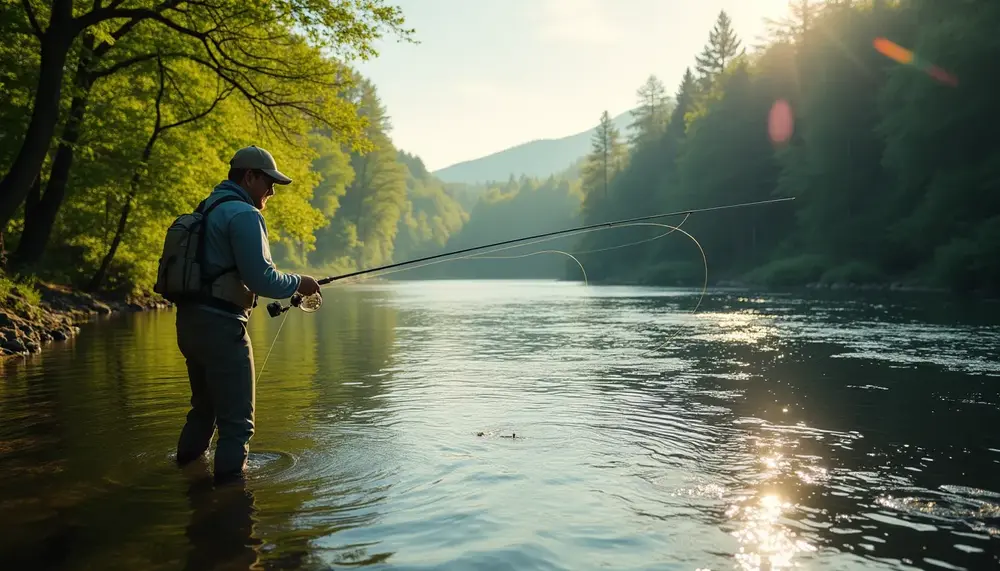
[[0, 279, 167, 360]]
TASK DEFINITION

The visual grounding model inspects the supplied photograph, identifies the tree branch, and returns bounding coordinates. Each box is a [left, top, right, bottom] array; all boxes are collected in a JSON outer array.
[[75, 1, 186, 32], [161, 83, 234, 132], [181, 55, 313, 144], [163, 65, 197, 118], [153, 55, 166, 134], [22, 0, 42, 38], [91, 0, 182, 57], [93, 52, 178, 79]]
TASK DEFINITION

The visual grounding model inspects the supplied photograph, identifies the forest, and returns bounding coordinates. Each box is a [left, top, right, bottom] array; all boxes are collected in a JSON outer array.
[[565, 0, 1000, 294], [1, 0, 997, 300]]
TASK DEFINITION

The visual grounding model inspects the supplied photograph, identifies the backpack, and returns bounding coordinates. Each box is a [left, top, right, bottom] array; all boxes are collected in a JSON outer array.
[[153, 195, 246, 304]]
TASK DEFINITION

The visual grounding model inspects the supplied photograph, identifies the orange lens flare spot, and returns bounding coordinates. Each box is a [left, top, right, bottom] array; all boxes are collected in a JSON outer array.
[[873, 37, 913, 65]]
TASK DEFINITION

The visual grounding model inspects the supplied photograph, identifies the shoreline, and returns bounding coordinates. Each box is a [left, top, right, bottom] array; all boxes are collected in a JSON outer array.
[[0, 281, 169, 361]]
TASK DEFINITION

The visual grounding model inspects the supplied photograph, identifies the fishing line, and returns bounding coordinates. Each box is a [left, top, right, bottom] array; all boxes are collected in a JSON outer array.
[[253, 197, 793, 380], [457, 213, 695, 286], [336, 222, 608, 284], [342, 219, 709, 358], [472, 220, 710, 358], [253, 220, 688, 381], [253, 219, 626, 381], [558, 213, 691, 256], [256, 307, 290, 384], [310, 197, 793, 288], [338, 218, 691, 283], [469, 249, 590, 285]]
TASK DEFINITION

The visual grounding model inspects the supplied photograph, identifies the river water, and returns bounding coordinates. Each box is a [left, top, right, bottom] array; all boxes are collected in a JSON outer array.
[[2, 280, 999, 570]]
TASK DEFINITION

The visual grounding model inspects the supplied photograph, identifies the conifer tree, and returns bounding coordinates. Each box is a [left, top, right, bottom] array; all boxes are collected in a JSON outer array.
[[695, 10, 744, 89]]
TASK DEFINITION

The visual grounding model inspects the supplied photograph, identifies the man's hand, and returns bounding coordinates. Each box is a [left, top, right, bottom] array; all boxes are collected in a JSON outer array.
[[296, 275, 321, 296]]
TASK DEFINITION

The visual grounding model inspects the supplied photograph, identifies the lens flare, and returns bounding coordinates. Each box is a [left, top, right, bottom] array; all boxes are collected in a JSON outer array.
[[873, 37, 958, 87], [768, 99, 794, 145]]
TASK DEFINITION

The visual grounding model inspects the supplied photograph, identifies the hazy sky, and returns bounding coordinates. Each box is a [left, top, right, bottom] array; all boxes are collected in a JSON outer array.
[[354, 0, 792, 172]]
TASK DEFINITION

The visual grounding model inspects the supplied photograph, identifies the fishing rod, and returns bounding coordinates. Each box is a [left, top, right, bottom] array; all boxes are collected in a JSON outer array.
[[265, 196, 795, 317]]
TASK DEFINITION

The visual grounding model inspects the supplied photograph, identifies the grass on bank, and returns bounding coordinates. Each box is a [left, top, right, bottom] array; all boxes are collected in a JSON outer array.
[[0, 274, 43, 319]]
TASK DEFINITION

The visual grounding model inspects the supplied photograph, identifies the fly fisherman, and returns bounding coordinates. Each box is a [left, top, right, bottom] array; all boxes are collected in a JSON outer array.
[[158, 145, 321, 484]]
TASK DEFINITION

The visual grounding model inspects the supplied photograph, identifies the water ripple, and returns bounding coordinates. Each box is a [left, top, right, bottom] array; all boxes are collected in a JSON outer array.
[[1, 282, 999, 570]]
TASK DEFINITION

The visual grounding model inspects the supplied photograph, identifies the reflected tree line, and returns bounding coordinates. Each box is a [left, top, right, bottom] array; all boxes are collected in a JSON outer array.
[[0, 288, 404, 569]]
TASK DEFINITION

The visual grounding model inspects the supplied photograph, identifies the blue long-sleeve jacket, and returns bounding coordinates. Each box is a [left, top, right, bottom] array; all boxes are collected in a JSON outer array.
[[197, 180, 301, 320]]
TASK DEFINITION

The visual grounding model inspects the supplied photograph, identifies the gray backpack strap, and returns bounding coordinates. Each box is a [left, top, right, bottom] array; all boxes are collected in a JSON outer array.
[[196, 194, 252, 285]]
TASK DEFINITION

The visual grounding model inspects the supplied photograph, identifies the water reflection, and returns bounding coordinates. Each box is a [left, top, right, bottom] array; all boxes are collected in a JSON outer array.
[[182, 460, 262, 571], [1, 282, 999, 570]]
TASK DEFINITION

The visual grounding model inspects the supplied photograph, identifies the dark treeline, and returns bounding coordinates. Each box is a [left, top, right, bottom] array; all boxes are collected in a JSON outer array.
[[570, 0, 1000, 293], [424, 0, 999, 295]]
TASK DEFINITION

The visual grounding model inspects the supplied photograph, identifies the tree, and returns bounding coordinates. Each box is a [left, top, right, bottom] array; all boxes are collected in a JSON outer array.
[[677, 59, 780, 272], [695, 10, 744, 90], [312, 80, 407, 271], [759, 0, 822, 47], [628, 75, 670, 146], [86, 56, 232, 291], [392, 151, 468, 262], [879, 0, 1000, 290], [581, 110, 627, 221], [0, 0, 413, 234]]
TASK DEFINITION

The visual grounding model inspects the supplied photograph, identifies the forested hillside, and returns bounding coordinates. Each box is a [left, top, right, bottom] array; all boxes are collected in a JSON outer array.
[[403, 174, 584, 280], [564, 0, 1000, 294], [2, 0, 997, 298]]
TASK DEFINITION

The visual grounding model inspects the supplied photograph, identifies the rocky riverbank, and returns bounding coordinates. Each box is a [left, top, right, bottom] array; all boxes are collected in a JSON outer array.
[[0, 281, 169, 360]]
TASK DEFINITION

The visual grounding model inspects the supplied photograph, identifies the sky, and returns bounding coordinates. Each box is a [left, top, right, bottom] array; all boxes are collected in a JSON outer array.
[[353, 0, 793, 172]]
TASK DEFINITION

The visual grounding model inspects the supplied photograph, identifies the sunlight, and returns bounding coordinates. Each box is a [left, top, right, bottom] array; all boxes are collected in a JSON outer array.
[[729, 493, 817, 571], [697, 310, 777, 346]]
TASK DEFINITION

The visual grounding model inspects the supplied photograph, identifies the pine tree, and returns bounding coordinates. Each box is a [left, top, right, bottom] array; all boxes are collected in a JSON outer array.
[[667, 68, 697, 139], [760, 0, 821, 46], [695, 10, 744, 89], [628, 75, 670, 146], [581, 110, 626, 221]]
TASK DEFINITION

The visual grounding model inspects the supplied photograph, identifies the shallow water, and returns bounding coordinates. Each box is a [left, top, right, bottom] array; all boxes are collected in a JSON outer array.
[[2, 280, 1000, 570]]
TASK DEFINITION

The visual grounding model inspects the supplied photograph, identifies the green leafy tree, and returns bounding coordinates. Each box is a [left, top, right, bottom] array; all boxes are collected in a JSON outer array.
[[312, 79, 407, 271], [393, 151, 468, 262], [0, 0, 412, 237]]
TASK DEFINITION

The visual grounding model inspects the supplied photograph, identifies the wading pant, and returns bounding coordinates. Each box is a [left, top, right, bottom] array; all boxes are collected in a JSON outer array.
[[175, 305, 255, 480]]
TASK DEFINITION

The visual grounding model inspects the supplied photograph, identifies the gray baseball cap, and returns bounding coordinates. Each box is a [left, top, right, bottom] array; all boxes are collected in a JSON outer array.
[[229, 145, 292, 185]]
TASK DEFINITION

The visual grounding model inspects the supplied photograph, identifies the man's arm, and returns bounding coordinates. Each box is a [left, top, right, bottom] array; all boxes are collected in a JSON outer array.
[[228, 210, 301, 299]]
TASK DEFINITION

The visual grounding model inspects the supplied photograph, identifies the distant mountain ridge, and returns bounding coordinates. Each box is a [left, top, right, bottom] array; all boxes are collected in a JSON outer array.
[[432, 109, 634, 184]]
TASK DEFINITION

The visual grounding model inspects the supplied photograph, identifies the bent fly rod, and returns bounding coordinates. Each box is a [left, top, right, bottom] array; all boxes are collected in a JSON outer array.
[[265, 196, 795, 317]]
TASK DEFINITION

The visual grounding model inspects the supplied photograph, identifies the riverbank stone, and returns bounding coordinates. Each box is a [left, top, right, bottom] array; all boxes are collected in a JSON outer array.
[[1, 280, 167, 362]]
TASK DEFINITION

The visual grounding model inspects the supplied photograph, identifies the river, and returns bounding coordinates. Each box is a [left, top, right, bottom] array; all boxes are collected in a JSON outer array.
[[1, 280, 999, 570]]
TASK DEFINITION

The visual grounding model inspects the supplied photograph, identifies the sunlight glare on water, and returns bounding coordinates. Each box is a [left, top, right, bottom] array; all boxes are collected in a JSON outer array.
[[1, 280, 999, 570]]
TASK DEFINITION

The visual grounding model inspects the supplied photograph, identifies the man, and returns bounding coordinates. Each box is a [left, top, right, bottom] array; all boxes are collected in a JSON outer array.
[[174, 145, 321, 483]]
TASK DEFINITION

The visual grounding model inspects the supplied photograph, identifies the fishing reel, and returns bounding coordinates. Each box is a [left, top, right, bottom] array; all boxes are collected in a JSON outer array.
[[266, 292, 323, 318]]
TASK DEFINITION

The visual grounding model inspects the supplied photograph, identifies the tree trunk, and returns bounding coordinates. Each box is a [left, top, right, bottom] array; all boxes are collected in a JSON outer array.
[[87, 187, 135, 292], [0, 0, 77, 230], [86, 55, 231, 292], [11, 39, 96, 271]]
